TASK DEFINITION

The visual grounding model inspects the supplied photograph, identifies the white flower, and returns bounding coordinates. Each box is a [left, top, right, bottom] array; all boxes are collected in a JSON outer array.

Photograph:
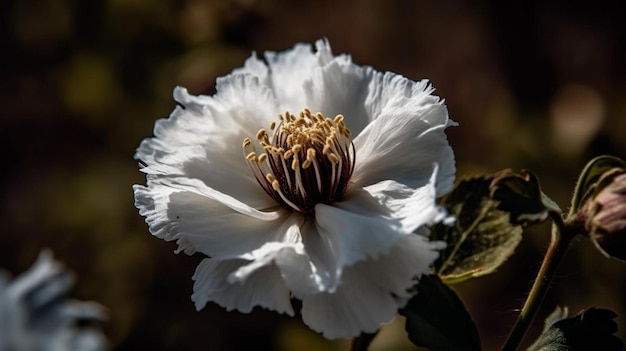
[[134, 39, 456, 339], [0, 250, 107, 351]]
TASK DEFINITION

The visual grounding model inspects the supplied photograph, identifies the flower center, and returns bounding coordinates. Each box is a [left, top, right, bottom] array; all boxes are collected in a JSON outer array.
[[243, 109, 355, 214]]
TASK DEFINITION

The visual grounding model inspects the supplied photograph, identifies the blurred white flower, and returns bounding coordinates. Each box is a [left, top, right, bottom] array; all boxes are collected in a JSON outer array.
[[0, 250, 107, 351], [134, 39, 456, 339]]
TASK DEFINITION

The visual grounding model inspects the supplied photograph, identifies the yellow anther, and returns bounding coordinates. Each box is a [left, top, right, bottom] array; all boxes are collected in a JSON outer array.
[[304, 149, 315, 169], [327, 153, 340, 164], [241, 108, 356, 213], [272, 180, 280, 191], [256, 129, 267, 141], [322, 144, 331, 155], [269, 146, 282, 154], [266, 174, 281, 191]]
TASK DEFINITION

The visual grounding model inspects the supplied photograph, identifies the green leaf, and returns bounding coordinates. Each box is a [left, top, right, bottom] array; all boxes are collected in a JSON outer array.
[[400, 275, 481, 351], [527, 306, 623, 351], [489, 169, 561, 226], [432, 176, 524, 284], [570, 155, 626, 217]]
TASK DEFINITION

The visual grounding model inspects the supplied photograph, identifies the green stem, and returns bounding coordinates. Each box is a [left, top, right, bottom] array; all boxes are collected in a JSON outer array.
[[351, 332, 378, 351], [501, 213, 576, 351]]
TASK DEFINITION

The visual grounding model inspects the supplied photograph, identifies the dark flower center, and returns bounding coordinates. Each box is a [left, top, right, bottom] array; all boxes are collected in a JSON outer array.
[[243, 109, 355, 214]]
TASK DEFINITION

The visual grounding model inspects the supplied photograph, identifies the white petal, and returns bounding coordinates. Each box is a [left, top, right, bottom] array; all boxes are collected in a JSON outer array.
[[363, 164, 451, 233], [313, 189, 406, 269], [233, 53, 270, 86], [133, 177, 288, 259], [299, 54, 455, 194], [192, 258, 294, 316], [136, 75, 281, 209], [306, 169, 449, 293], [227, 213, 303, 279], [229, 215, 341, 297], [137, 142, 273, 209], [301, 281, 396, 339], [273, 243, 327, 297], [301, 234, 441, 339], [6, 250, 63, 299], [263, 39, 334, 112], [138, 87, 214, 150], [353, 234, 442, 301], [229, 215, 315, 295], [298, 219, 343, 293], [263, 44, 318, 111], [232, 39, 336, 113], [303, 55, 376, 136], [351, 73, 456, 194], [212, 72, 279, 135], [0, 251, 107, 351]]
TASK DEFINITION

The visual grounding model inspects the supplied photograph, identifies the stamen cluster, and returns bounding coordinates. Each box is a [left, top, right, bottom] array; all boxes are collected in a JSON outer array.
[[243, 109, 355, 214]]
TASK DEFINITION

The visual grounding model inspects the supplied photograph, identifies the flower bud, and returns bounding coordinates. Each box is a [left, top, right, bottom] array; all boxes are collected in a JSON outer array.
[[581, 168, 626, 261]]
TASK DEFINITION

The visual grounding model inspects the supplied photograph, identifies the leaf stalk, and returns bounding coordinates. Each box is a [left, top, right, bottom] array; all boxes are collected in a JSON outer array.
[[501, 212, 576, 351]]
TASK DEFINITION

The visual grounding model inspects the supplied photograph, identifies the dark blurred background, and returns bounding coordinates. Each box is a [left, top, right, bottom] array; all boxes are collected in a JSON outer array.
[[1, 0, 625, 350]]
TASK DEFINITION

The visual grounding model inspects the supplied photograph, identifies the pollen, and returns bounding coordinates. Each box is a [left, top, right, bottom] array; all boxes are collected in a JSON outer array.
[[242, 109, 355, 214]]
